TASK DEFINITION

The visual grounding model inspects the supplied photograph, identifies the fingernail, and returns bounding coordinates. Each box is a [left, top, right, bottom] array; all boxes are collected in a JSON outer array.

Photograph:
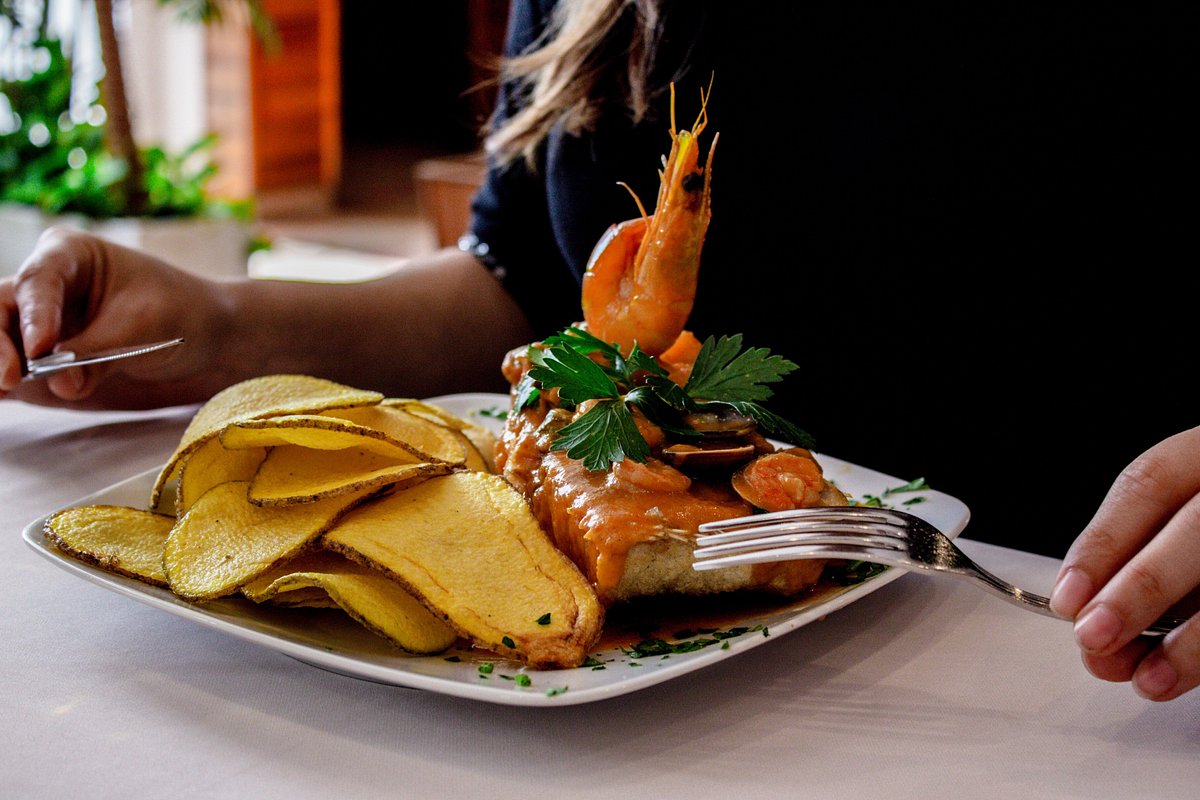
[[22, 323, 38, 355], [1134, 654, 1178, 699], [1074, 604, 1122, 652], [1050, 568, 1093, 618], [50, 367, 85, 398]]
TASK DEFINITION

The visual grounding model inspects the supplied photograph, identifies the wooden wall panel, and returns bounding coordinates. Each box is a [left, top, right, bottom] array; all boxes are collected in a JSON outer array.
[[204, 17, 254, 199], [250, 0, 340, 195], [205, 0, 340, 207], [204, 1, 509, 215]]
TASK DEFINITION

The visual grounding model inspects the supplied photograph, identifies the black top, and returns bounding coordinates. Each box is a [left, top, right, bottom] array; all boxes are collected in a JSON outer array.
[[471, 0, 1199, 557]]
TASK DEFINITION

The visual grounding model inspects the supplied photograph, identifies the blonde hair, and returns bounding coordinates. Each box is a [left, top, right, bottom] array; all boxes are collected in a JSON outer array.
[[484, 0, 664, 168]]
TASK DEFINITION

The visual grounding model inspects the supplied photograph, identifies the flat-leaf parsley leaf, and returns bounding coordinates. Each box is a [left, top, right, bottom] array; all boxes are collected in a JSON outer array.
[[518, 329, 812, 471]]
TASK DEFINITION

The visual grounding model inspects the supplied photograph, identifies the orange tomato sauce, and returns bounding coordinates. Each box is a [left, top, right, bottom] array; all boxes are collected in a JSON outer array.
[[530, 451, 752, 594]]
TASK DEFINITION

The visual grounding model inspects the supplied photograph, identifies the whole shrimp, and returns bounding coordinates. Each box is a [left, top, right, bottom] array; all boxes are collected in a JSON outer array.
[[581, 83, 718, 357]]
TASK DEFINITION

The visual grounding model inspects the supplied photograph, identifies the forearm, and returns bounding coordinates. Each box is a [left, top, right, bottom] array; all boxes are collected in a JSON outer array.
[[220, 247, 535, 397]]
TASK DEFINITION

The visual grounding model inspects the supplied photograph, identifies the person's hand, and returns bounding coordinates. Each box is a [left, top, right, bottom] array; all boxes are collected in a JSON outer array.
[[1050, 426, 1200, 701], [0, 227, 233, 408]]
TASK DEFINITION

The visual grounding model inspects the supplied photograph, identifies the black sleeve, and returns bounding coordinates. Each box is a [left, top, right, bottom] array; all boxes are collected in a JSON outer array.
[[466, 0, 582, 338]]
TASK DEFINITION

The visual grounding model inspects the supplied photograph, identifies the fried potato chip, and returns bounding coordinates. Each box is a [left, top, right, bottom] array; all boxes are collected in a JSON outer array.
[[248, 446, 449, 505], [448, 430, 490, 472], [255, 586, 339, 608], [320, 406, 466, 465], [44, 505, 175, 587], [382, 399, 497, 472], [324, 471, 603, 669], [241, 551, 458, 654], [175, 437, 267, 515], [151, 375, 384, 508], [219, 415, 426, 463], [240, 554, 337, 607], [163, 480, 374, 601]]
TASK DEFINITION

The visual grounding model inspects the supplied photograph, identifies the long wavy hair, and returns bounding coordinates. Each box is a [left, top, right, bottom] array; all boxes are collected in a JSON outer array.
[[483, 0, 665, 168]]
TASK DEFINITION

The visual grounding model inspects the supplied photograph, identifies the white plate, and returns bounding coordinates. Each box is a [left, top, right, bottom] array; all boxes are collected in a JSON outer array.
[[22, 392, 970, 707]]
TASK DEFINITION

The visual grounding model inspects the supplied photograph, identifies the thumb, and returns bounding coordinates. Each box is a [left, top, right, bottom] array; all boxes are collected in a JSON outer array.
[[40, 303, 147, 401], [12, 227, 113, 359]]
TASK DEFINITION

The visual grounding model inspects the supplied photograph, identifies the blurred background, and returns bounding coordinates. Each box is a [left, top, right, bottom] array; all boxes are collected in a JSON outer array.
[[0, 0, 510, 280]]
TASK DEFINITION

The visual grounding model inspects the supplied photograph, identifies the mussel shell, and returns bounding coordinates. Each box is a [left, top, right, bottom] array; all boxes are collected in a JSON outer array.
[[680, 408, 756, 438], [660, 441, 757, 470]]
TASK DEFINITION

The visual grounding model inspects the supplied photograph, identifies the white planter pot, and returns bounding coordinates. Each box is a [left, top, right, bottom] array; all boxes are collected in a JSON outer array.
[[1, 203, 251, 279]]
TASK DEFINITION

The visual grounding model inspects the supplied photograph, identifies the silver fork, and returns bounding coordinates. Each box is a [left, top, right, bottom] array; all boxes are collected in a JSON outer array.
[[693, 506, 1185, 637]]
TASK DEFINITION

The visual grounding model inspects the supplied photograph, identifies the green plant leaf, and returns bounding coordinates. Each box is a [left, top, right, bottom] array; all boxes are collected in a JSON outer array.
[[528, 344, 620, 405], [685, 334, 799, 403], [550, 399, 650, 471]]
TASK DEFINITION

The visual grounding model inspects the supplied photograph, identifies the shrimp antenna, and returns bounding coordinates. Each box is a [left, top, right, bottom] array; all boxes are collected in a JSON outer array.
[[669, 82, 678, 141], [692, 73, 714, 134], [616, 181, 650, 223]]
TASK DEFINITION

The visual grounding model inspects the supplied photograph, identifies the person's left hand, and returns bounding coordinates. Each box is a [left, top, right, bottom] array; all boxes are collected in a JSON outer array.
[[1050, 425, 1200, 701]]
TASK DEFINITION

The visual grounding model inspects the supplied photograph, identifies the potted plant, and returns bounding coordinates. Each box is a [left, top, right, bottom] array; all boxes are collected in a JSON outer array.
[[0, 0, 273, 277]]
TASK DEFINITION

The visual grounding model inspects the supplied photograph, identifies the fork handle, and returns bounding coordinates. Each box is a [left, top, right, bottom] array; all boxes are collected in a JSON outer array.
[[959, 570, 1184, 637]]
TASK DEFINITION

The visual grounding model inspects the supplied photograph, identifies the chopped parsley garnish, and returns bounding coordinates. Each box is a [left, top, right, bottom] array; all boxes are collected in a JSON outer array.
[[501, 636, 516, 649], [622, 638, 714, 658], [824, 560, 889, 586], [857, 478, 932, 509], [517, 328, 813, 471], [712, 627, 752, 640], [501, 673, 533, 687], [476, 406, 508, 420], [888, 477, 931, 494], [619, 625, 761, 659], [536, 613, 551, 625], [545, 686, 569, 697], [478, 662, 494, 677]]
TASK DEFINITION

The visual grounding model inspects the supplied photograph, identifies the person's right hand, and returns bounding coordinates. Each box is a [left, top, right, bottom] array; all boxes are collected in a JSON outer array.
[[0, 227, 234, 409]]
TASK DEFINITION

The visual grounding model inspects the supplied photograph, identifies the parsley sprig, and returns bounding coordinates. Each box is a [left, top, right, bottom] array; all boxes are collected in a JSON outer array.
[[515, 327, 814, 471]]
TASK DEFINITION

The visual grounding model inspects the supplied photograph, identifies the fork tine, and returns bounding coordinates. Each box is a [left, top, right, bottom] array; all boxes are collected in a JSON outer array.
[[692, 543, 900, 572], [693, 505, 917, 573], [696, 511, 909, 546], [697, 506, 902, 532], [694, 519, 904, 547], [693, 527, 906, 558]]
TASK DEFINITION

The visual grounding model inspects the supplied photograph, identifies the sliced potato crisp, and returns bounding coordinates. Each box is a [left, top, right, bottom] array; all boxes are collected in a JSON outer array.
[[163, 480, 374, 601], [151, 374, 384, 508], [242, 551, 458, 654], [46, 376, 599, 669], [382, 399, 497, 471], [321, 406, 467, 465], [324, 471, 603, 668], [449, 429, 490, 472], [249, 446, 449, 505], [256, 586, 339, 608], [44, 505, 175, 586], [176, 437, 266, 515], [218, 415, 425, 462]]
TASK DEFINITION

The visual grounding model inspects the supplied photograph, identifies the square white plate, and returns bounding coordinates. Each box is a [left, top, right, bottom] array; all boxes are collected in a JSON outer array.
[[22, 392, 970, 707]]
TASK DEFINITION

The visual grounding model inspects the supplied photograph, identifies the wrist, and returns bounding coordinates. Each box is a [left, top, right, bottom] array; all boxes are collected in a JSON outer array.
[[196, 277, 261, 394]]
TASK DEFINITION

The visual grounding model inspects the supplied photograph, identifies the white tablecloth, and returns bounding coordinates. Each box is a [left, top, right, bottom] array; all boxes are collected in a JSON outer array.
[[3, 399, 1198, 799]]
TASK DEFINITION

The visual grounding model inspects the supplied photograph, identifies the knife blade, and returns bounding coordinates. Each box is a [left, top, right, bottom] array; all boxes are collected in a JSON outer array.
[[21, 338, 185, 381]]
